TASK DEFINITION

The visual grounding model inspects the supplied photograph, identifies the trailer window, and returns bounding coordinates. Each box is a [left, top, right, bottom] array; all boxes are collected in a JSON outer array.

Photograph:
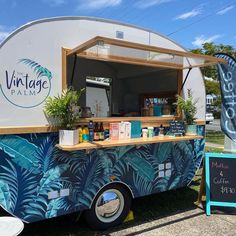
[[86, 77, 111, 117]]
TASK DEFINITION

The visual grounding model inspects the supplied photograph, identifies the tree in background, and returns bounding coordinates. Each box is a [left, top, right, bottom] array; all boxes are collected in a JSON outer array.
[[191, 43, 236, 115], [191, 42, 236, 80]]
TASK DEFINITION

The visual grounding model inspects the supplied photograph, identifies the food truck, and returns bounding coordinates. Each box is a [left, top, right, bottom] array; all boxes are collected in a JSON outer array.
[[0, 17, 225, 229]]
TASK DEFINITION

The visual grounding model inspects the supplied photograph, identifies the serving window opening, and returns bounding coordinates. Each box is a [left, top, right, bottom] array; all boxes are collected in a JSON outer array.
[[63, 36, 225, 119]]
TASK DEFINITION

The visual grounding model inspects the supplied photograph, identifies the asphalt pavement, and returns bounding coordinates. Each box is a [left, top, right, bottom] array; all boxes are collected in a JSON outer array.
[[108, 206, 236, 236], [206, 119, 221, 131]]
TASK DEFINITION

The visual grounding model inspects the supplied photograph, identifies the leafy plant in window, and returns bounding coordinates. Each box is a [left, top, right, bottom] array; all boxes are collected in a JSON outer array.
[[44, 88, 85, 145]]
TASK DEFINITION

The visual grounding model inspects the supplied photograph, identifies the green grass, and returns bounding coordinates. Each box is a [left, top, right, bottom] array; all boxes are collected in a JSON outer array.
[[205, 146, 224, 153], [206, 130, 224, 145]]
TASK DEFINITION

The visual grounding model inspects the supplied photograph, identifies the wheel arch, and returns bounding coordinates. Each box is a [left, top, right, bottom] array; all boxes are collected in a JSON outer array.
[[89, 181, 134, 209]]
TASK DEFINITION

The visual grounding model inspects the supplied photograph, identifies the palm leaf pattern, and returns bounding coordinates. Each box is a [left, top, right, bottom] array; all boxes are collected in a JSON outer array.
[[0, 135, 40, 173], [19, 58, 52, 80], [0, 126, 205, 222], [0, 180, 11, 210]]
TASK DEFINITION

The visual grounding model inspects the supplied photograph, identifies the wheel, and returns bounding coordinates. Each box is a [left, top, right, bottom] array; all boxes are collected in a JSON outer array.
[[84, 184, 132, 230]]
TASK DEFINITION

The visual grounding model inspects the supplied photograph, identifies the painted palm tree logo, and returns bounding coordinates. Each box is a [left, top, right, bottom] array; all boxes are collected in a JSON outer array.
[[19, 59, 52, 81], [0, 58, 52, 108]]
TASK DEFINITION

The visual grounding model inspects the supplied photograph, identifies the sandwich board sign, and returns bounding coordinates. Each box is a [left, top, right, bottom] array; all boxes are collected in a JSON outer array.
[[205, 153, 236, 215]]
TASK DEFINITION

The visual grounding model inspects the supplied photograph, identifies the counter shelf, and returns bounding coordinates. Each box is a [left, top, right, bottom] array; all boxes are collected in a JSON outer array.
[[57, 135, 203, 151]]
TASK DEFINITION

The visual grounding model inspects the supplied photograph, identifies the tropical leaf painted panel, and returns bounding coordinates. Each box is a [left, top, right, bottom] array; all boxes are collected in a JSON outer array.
[[153, 142, 172, 163], [38, 164, 69, 195], [0, 180, 11, 209], [0, 135, 40, 173], [0, 128, 205, 223], [124, 155, 155, 181]]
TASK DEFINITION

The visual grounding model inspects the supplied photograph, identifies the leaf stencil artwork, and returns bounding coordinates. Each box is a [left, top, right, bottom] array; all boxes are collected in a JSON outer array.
[[0, 135, 40, 173], [124, 155, 155, 181], [19, 58, 52, 80], [38, 164, 69, 194], [46, 198, 66, 218], [0, 180, 11, 209], [154, 142, 172, 163]]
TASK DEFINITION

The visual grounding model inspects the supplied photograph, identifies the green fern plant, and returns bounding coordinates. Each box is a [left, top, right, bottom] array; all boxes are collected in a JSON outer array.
[[44, 88, 85, 130], [176, 90, 197, 125]]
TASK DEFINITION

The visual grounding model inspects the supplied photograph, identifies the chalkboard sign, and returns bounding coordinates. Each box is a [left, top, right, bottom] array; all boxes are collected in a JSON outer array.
[[205, 153, 236, 216], [169, 121, 185, 136]]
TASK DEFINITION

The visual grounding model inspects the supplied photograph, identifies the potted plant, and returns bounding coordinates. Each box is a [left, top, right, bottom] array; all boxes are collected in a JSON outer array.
[[44, 88, 84, 145], [176, 90, 198, 135]]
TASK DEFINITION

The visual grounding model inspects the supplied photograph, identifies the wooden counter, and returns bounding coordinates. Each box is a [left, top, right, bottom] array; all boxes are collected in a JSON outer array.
[[57, 135, 203, 151]]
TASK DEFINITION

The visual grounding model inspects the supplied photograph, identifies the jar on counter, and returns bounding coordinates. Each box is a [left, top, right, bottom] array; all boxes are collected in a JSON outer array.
[[147, 127, 154, 138], [142, 129, 148, 139], [81, 107, 92, 118]]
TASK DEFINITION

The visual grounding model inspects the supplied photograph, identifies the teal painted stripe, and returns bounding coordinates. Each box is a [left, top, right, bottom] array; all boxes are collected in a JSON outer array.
[[205, 154, 211, 216], [209, 201, 236, 207], [205, 153, 236, 158]]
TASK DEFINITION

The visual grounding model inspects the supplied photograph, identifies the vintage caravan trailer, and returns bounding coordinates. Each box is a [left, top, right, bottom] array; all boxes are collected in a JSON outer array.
[[0, 17, 224, 229]]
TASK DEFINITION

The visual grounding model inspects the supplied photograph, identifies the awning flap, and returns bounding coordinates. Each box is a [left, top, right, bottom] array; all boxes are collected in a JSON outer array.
[[67, 36, 226, 70]]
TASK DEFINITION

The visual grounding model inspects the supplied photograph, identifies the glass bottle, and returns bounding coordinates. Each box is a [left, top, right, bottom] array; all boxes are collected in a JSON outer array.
[[159, 124, 164, 136], [82, 126, 89, 142], [78, 126, 83, 143], [94, 122, 100, 141], [88, 120, 94, 142], [99, 122, 104, 141]]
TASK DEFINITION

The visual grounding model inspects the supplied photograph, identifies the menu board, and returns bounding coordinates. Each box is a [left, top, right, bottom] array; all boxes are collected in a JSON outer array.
[[169, 121, 185, 136], [205, 153, 236, 216]]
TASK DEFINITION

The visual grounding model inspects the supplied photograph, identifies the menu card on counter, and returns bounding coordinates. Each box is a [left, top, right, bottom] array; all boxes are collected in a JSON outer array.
[[169, 121, 185, 136], [205, 153, 236, 216]]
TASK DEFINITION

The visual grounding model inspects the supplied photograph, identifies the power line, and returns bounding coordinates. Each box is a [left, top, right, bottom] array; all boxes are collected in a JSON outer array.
[[167, 0, 236, 36]]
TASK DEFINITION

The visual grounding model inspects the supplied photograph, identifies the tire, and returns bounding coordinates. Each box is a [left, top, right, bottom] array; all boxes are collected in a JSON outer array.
[[84, 184, 132, 230]]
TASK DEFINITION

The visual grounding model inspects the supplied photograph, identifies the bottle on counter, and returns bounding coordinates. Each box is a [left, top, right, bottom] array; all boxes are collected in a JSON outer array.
[[104, 129, 110, 140], [99, 122, 104, 141], [159, 124, 164, 136], [94, 122, 100, 141], [82, 126, 89, 142], [149, 103, 154, 116], [78, 126, 83, 143], [88, 120, 94, 142]]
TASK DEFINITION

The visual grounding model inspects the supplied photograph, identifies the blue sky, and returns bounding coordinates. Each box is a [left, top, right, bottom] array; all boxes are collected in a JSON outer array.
[[0, 0, 236, 49]]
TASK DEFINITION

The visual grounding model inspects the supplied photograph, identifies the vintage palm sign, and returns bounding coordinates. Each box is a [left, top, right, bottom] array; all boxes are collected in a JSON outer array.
[[0, 58, 52, 108]]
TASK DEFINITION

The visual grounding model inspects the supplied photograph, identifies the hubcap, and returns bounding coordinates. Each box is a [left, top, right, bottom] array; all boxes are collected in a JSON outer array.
[[95, 189, 124, 223]]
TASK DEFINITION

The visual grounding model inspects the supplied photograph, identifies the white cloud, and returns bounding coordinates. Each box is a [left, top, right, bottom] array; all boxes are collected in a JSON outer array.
[[175, 8, 202, 20], [42, 0, 67, 7], [135, 0, 173, 9], [78, 0, 122, 10], [192, 35, 222, 47], [216, 5, 234, 15], [0, 25, 15, 43], [0, 31, 10, 43]]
